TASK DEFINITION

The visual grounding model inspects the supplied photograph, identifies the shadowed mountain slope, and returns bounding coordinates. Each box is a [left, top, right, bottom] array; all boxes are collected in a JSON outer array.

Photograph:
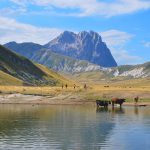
[[0, 45, 69, 86]]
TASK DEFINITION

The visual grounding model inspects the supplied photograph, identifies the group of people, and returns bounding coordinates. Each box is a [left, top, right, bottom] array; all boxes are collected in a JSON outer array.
[[61, 83, 87, 90], [61, 83, 68, 89]]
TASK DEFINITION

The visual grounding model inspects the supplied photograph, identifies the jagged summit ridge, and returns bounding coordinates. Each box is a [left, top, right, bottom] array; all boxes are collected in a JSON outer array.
[[45, 31, 117, 67]]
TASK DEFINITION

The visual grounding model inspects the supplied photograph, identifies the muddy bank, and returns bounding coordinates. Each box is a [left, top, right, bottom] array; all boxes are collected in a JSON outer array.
[[0, 93, 94, 105], [0, 93, 150, 106]]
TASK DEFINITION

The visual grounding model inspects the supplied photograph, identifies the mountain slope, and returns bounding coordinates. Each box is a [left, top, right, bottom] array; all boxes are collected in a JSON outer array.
[[4, 41, 43, 58], [31, 49, 102, 73], [0, 70, 23, 85], [36, 64, 73, 85], [44, 31, 117, 67], [72, 61, 150, 83], [0, 45, 69, 86], [4, 41, 103, 73], [113, 62, 150, 78]]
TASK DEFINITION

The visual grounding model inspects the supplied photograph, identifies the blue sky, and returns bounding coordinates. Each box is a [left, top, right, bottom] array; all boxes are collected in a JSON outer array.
[[0, 0, 150, 65]]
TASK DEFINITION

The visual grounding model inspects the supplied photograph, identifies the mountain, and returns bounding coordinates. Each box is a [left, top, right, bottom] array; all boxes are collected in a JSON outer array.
[[30, 49, 102, 73], [113, 62, 150, 78], [4, 41, 43, 58], [0, 45, 69, 86], [73, 61, 150, 83], [44, 31, 117, 67], [4, 41, 105, 73]]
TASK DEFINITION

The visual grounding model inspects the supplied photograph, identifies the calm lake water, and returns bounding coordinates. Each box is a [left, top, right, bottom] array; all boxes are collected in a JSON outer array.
[[0, 104, 150, 150]]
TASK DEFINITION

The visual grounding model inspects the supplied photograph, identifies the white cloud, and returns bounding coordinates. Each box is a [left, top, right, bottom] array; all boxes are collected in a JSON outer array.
[[143, 41, 150, 48], [100, 29, 134, 48], [0, 7, 27, 17], [0, 17, 62, 44], [10, 0, 30, 7], [114, 50, 142, 64], [100, 29, 142, 65], [9, 0, 150, 17]]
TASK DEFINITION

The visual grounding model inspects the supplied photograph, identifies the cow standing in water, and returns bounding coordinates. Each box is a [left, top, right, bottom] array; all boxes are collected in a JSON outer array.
[[111, 98, 126, 108], [96, 100, 111, 108]]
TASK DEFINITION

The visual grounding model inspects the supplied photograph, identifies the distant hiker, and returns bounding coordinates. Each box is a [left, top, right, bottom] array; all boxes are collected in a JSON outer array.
[[74, 84, 76, 89], [134, 96, 139, 105], [65, 84, 68, 89], [62, 84, 64, 89], [84, 84, 87, 90]]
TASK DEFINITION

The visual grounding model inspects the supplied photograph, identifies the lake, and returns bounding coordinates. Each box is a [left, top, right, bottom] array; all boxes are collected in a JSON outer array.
[[0, 104, 150, 150]]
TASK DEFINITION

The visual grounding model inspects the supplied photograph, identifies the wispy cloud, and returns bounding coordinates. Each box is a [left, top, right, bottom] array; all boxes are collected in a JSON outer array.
[[114, 50, 142, 64], [100, 29, 142, 64], [10, 0, 29, 7], [0, 7, 27, 17], [100, 30, 134, 48], [9, 0, 150, 17], [0, 17, 62, 44], [142, 41, 150, 48]]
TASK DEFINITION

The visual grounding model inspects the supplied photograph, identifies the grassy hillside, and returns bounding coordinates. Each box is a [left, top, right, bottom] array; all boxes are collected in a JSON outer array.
[[36, 64, 74, 86], [72, 71, 106, 83], [0, 45, 70, 86], [0, 70, 23, 85]]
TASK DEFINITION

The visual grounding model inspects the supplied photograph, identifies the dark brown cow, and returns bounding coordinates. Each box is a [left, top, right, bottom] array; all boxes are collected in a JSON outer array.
[[111, 98, 126, 108], [96, 100, 111, 108]]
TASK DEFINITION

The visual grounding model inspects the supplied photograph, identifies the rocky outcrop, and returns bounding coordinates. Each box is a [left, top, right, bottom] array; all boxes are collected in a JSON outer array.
[[45, 31, 117, 67]]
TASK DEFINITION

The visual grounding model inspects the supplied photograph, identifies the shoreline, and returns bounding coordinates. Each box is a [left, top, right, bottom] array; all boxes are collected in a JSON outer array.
[[0, 93, 150, 106]]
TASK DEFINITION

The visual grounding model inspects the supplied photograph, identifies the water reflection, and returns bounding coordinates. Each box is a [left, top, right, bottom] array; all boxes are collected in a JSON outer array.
[[96, 107, 108, 112], [111, 107, 125, 114], [0, 104, 150, 150], [134, 106, 139, 115], [96, 107, 125, 114], [0, 105, 115, 150]]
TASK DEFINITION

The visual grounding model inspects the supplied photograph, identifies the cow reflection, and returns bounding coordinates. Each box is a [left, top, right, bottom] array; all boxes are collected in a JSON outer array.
[[96, 107, 125, 114], [96, 107, 109, 113], [134, 106, 139, 115], [111, 107, 125, 114]]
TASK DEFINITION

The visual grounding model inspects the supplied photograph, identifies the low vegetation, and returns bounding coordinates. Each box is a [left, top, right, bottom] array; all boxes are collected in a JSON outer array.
[[0, 77, 149, 103]]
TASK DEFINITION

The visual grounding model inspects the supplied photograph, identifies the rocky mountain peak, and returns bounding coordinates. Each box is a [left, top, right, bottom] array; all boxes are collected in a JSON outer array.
[[45, 30, 117, 67], [57, 31, 76, 43]]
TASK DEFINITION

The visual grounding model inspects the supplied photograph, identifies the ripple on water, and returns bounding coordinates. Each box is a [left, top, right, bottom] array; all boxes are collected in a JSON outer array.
[[0, 105, 150, 149]]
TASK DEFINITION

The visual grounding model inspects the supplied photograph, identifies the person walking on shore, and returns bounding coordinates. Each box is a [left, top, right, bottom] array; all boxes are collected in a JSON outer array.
[[65, 84, 68, 89], [134, 96, 139, 105], [84, 84, 87, 90]]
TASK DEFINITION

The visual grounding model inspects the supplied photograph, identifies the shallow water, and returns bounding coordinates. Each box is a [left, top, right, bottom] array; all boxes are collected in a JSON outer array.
[[0, 104, 150, 150]]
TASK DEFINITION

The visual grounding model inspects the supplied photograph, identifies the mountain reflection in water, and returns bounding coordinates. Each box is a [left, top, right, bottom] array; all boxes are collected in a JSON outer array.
[[0, 104, 150, 150]]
